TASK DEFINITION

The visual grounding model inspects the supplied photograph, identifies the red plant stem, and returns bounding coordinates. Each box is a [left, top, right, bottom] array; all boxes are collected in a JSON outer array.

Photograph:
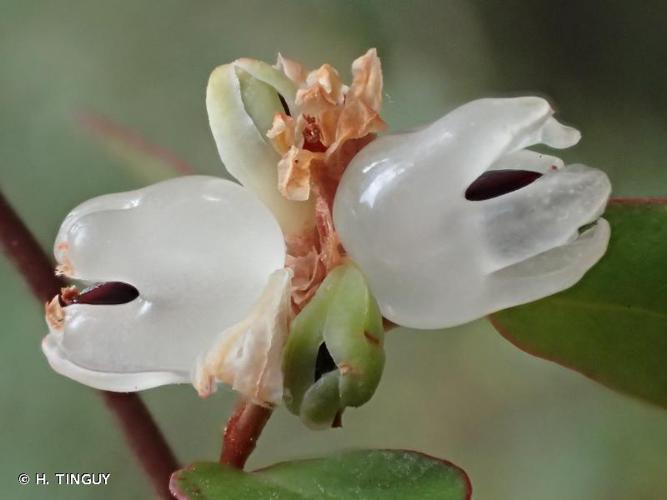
[[0, 190, 178, 499], [0, 193, 64, 300], [77, 111, 196, 176], [103, 393, 179, 498], [220, 399, 273, 469]]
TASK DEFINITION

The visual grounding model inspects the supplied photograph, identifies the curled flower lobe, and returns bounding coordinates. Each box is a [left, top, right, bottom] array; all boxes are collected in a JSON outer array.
[[206, 59, 314, 236]]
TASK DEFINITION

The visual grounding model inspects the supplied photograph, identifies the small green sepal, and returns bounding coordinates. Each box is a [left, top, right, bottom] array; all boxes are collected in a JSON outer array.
[[282, 263, 385, 429]]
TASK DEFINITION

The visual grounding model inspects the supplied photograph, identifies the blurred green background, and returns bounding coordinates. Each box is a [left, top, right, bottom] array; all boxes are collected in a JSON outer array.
[[2, 1, 666, 498]]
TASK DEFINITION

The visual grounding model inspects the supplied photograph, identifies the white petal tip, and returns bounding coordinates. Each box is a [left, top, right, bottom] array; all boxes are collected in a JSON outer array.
[[42, 334, 188, 392], [542, 117, 581, 149]]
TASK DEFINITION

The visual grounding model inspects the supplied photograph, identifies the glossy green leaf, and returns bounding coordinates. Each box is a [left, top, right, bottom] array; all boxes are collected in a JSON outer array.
[[491, 200, 667, 408], [170, 450, 471, 499]]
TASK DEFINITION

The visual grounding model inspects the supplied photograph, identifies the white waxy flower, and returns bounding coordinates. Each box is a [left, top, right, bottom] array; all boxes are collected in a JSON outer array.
[[42, 176, 288, 403], [42, 51, 612, 410], [43, 56, 320, 405], [333, 97, 611, 329]]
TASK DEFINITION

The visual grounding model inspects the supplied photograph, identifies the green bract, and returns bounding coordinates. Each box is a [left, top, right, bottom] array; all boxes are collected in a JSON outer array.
[[282, 263, 385, 429]]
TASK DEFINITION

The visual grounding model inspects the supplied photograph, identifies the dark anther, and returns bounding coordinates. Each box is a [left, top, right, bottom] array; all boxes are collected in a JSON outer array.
[[331, 411, 343, 428], [465, 169, 543, 201], [278, 93, 291, 116], [314, 342, 337, 382], [71, 282, 139, 305]]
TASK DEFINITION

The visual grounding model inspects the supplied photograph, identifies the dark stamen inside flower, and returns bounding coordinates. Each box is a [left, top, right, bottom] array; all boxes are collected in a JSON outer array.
[[278, 93, 291, 116], [465, 169, 543, 201], [68, 282, 139, 305], [578, 221, 597, 234], [314, 342, 337, 382], [302, 115, 327, 153], [332, 411, 343, 428]]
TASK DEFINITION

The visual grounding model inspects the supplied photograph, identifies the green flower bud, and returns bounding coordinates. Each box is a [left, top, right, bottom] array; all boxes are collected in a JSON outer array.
[[282, 263, 385, 429]]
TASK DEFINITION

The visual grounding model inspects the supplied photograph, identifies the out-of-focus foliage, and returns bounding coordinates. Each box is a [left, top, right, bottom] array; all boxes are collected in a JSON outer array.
[[2, 1, 666, 499]]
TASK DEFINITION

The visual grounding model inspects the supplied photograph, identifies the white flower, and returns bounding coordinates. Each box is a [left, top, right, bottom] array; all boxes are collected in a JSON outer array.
[[42, 53, 611, 406], [43, 58, 306, 406], [43, 176, 289, 403], [333, 97, 611, 329]]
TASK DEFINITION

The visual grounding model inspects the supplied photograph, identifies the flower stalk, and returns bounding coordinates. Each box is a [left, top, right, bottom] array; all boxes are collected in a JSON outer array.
[[220, 399, 273, 469], [0, 192, 64, 300], [0, 189, 178, 499]]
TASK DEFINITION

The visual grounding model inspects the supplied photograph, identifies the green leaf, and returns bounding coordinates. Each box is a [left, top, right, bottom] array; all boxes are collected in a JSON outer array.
[[77, 112, 196, 184], [170, 450, 471, 499], [491, 200, 667, 408]]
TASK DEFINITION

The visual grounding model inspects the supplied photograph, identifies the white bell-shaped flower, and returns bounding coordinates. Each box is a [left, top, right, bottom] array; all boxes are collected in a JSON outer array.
[[42, 176, 288, 402], [333, 97, 611, 329]]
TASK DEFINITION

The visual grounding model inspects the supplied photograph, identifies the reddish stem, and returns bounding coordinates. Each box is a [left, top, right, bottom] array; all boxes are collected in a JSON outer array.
[[220, 399, 273, 469], [0, 190, 178, 499], [77, 111, 196, 176], [0, 193, 64, 300], [103, 393, 179, 497]]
